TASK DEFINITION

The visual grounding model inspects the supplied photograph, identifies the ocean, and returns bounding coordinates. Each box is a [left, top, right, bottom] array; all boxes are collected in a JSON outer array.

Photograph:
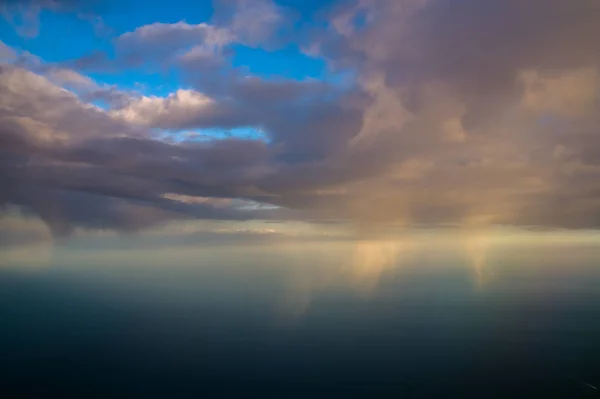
[[1, 233, 599, 397]]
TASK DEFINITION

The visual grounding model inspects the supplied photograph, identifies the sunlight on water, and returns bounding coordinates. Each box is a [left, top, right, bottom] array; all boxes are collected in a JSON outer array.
[[351, 239, 409, 294], [3, 229, 600, 312], [463, 233, 493, 290]]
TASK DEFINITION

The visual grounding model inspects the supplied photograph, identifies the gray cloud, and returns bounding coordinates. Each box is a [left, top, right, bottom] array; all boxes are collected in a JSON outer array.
[[211, 0, 292, 48], [0, 65, 283, 234], [0, 131, 276, 235]]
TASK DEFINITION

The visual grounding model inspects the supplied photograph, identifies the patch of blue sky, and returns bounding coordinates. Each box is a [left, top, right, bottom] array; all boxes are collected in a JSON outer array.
[[231, 44, 327, 80], [99, 0, 214, 36], [230, 43, 358, 97], [233, 199, 280, 211], [0, 10, 110, 62], [0, 18, 28, 50], [350, 7, 370, 31], [167, 126, 268, 143], [275, 0, 341, 19], [87, 69, 183, 97], [0, 0, 215, 62]]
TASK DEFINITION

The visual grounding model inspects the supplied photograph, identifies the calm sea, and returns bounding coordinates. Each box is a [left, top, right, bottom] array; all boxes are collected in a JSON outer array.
[[1, 234, 599, 397]]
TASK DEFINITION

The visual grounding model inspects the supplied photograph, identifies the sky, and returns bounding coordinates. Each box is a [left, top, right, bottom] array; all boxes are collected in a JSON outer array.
[[2, 0, 600, 253]]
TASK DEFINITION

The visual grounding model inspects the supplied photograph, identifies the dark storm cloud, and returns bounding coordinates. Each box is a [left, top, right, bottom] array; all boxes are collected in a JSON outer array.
[[191, 75, 362, 162], [0, 123, 274, 234]]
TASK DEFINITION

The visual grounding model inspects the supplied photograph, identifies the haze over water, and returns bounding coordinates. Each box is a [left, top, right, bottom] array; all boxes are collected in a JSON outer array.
[[2, 231, 600, 398]]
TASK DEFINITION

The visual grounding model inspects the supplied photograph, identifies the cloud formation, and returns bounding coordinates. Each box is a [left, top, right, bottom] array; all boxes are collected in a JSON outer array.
[[2, 0, 600, 240]]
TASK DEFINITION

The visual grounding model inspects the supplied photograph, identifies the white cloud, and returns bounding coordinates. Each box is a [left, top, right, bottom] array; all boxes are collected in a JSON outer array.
[[109, 89, 215, 128], [118, 21, 224, 45]]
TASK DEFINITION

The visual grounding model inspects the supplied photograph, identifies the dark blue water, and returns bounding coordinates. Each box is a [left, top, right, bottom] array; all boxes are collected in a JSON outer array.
[[1, 240, 599, 398]]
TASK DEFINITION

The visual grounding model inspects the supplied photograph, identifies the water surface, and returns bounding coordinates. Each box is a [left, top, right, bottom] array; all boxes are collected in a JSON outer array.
[[1, 234, 600, 397]]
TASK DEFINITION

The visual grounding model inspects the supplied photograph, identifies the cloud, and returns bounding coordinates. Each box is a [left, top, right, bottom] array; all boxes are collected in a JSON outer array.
[[109, 89, 216, 128], [329, 0, 600, 126], [3, 0, 600, 238], [2, 49, 135, 108], [69, 0, 288, 72], [282, 0, 600, 229], [44, 67, 96, 90], [518, 68, 600, 118], [115, 21, 233, 67], [0, 66, 281, 234], [213, 0, 288, 47], [0, 40, 16, 63], [1, 136, 274, 235], [0, 65, 143, 142], [65, 20, 235, 73]]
